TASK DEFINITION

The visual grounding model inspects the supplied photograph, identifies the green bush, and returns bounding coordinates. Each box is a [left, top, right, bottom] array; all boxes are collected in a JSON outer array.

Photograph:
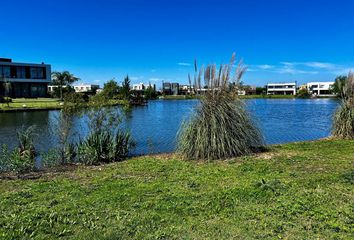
[[0, 125, 37, 173], [178, 54, 264, 160], [77, 131, 134, 165]]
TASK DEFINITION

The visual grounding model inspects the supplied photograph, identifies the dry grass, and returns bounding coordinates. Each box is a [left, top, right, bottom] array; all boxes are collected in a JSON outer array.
[[178, 53, 264, 160], [332, 72, 354, 139]]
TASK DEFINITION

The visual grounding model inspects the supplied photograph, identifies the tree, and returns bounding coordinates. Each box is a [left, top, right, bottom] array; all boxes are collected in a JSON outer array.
[[0, 76, 12, 107], [332, 75, 347, 98], [51, 71, 80, 101], [120, 75, 131, 100], [144, 85, 157, 99], [102, 79, 120, 99]]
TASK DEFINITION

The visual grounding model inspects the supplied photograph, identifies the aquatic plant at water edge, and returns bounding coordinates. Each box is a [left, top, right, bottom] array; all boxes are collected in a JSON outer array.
[[77, 131, 134, 165], [177, 53, 264, 160], [332, 72, 354, 139], [0, 126, 37, 173]]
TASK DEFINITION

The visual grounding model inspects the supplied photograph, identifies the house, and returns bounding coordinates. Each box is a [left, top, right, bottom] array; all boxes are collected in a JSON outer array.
[[267, 82, 297, 95], [0, 58, 51, 98], [162, 82, 179, 95], [73, 84, 99, 93], [306, 82, 335, 97], [132, 83, 156, 92], [132, 83, 145, 91]]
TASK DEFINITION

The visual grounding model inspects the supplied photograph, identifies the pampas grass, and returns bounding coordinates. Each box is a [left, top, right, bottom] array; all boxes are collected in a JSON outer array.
[[332, 72, 354, 139], [177, 53, 264, 160]]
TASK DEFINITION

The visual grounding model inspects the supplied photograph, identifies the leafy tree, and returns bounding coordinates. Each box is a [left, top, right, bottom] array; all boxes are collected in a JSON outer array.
[[297, 88, 310, 98], [332, 75, 347, 98], [120, 75, 131, 100], [50, 85, 75, 98], [144, 86, 157, 99], [102, 79, 120, 99], [0, 76, 12, 107], [51, 71, 80, 101], [256, 87, 266, 95]]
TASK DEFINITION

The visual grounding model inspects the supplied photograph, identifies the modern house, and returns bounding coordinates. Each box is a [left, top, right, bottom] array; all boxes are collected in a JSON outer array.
[[162, 82, 179, 95], [132, 83, 156, 92], [267, 82, 297, 95], [73, 84, 100, 93], [0, 58, 51, 98], [306, 82, 335, 97]]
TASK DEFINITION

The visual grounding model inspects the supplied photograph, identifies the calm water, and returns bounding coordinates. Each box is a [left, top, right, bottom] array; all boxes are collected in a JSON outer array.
[[0, 99, 339, 155]]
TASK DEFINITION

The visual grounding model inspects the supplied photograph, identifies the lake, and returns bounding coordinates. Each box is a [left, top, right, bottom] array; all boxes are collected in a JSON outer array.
[[0, 99, 339, 155]]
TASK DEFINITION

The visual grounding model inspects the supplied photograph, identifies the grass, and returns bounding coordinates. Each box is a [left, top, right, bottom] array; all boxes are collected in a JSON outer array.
[[0, 139, 353, 239], [0, 98, 62, 111], [0, 98, 125, 112]]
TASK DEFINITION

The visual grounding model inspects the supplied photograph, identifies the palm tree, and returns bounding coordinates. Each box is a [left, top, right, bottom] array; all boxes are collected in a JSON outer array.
[[51, 71, 80, 101]]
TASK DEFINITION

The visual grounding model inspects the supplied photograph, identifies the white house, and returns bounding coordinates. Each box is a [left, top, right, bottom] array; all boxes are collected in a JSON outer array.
[[132, 83, 145, 91], [132, 83, 156, 91], [306, 82, 335, 97], [73, 84, 99, 93], [267, 82, 297, 95]]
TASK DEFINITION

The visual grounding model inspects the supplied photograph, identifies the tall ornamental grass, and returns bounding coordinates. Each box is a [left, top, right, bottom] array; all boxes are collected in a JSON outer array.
[[178, 53, 264, 160], [332, 72, 354, 139]]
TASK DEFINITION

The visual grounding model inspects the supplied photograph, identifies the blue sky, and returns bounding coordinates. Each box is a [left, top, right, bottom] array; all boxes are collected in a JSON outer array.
[[1, 0, 354, 88]]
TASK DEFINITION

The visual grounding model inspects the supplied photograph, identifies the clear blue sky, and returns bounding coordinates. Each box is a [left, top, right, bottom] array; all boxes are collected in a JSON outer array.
[[1, 0, 354, 88]]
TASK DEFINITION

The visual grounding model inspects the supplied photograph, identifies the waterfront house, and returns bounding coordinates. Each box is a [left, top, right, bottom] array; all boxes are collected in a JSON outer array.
[[306, 82, 335, 97], [0, 58, 51, 98], [132, 83, 156, 92], [162, 82, 179, 95], [132, 83, 145, 91], [267, 82, 297, 95], [73, 84, 99, 93]]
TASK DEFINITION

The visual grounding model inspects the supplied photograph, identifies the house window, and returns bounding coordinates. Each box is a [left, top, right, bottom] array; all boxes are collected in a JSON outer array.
[[30, 67, 45, 79], [16, 66, 26, 79], [0, 66, 11, 78]]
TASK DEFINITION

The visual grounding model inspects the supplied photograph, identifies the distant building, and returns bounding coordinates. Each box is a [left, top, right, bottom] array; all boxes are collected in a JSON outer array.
[[162, 82, 179, 95], [132, 83, 145, 91], [132, 83, 156, 92], [267, 82, 297, 95], [73, 84, 99, 93], [171, 83, 179, 95], [48, 85, 67, 93], [307, 82, 335, 97], [0, 58, 51, 98]]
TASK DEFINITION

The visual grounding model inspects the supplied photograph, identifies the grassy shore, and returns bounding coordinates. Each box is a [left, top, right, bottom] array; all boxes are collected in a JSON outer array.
[[0, 98, 125, 112], [0, 98, 62, 111], [1, 139, 353, 239]]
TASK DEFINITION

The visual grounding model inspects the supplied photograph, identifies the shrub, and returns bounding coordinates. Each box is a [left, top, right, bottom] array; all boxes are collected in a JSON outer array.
[[77, 131, 133, 165], [0, 126, 37, 173], [332, 73, 354, 139], [177, 53, 264, 160]]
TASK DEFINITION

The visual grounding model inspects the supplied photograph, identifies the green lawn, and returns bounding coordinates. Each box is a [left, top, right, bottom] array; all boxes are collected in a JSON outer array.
[[0, 98, 61, 111], [0, 98, 125, 112], [1, 140, 353, 239]]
